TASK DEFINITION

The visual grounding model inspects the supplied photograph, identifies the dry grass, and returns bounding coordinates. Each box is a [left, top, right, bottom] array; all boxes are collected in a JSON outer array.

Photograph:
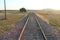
[[0, 12, 26, 34], [46, 14, 60, 26], [36, 10, 60, 27]]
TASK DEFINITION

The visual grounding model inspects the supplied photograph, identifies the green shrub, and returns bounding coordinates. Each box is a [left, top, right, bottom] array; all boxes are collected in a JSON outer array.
[[20, 8, 27, 13]]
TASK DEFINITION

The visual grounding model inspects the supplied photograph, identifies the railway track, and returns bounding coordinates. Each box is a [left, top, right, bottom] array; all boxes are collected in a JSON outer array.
[[18, 13, 48, 40]]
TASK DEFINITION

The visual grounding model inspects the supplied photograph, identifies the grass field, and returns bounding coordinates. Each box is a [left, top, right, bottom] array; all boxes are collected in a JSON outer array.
[[0, 10, 27, 34], [36, 10, 60, 34], [38, 11, 60, 27]]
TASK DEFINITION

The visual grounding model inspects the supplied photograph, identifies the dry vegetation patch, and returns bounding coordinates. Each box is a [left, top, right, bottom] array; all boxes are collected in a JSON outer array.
[[37, 10, 60, 27], [0, 13, 26, 34]]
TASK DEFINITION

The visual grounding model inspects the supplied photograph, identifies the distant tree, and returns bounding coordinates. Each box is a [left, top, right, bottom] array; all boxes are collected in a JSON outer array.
[[20, 8, 27, 13]]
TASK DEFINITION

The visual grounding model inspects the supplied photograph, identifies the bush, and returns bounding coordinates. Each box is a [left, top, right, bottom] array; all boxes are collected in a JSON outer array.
[[20, 8, 27, 13]]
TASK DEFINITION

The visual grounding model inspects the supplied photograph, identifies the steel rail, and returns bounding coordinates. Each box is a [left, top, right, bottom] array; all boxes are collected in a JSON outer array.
[[35, 15, 47, 40], [18, 16, 29, 40]]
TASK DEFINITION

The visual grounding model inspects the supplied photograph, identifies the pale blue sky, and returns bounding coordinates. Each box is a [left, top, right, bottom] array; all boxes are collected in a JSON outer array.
[[0, 0, 60, 10]]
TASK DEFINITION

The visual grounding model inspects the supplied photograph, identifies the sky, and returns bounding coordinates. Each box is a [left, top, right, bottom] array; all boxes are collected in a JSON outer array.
[[0, 0, 60, 10]]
